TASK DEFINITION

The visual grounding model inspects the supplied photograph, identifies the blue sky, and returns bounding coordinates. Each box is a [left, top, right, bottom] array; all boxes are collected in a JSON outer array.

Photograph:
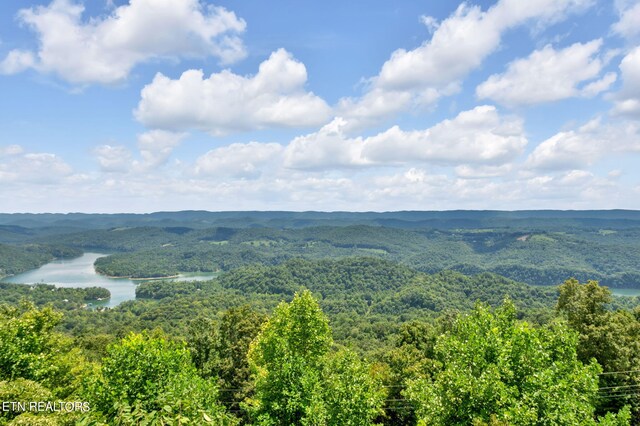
[[1, 0, 639, 213]]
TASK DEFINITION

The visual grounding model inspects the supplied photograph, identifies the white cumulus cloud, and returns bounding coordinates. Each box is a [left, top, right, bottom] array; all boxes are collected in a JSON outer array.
[[195, 142, 284, 179], [338, 0, 593, 127], [476, 40, 615, 106], [284, 106, 527, 169], [0, 50, 36, 75], [0, 150, 73, 183], [283, 118, 368, 170], [613, 1, 640, 40], [526, 118, 640, 170], [94, 145, 133, 172], [612, 47, 640, 117], [136, 130, 186, 169], [135, 49, 332, 135], [0, 0, 246, 84]]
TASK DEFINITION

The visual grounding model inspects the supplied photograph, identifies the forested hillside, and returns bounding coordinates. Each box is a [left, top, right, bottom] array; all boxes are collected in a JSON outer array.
[[0, 243, 81, 278], [33, 224, 640, 287], [3, 212, 640, 287], [1, 211, 640, 424], [1, 279, 638, 424]]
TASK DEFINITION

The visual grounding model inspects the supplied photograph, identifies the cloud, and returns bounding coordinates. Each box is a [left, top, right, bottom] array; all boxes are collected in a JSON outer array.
[[283, 118, 368, 169], [4, 161, 627, 213], [135, 49, 332, 135], [0, 148, 73, 183], [92, 131, 185, 174], [419, 15, 439, 34], [612, 0, 640, 40], [454, 164, 514, 179], [0, 50, 36, 74], [523, 169, 617, 204], [0, 145, 25, 156], [364, 106, 527, 165], [195, 142, 284, 178], [284, 105, 527, 169], [476, 40, 615, 106], [526, 118, 640, 170], [612, 47, 640, 117], [581, 72, 618, 97], [0, 140, 633, 213], [338, 0, 593, 127], [0, 0, 246, 84], [366, 167, 615, 209], [136, 130, 186, 169], [94, 145, 133, 172]]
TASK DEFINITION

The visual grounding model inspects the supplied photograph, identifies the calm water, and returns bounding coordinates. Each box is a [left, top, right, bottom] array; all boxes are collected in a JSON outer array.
[[1, 252, 217, 308], [610, 288, 640, 297], [539, 285, 640, 298]]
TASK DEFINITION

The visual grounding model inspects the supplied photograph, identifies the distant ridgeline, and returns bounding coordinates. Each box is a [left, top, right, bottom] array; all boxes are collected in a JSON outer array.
[[2, 209, 640, 230], [0, 210, 640, 287]]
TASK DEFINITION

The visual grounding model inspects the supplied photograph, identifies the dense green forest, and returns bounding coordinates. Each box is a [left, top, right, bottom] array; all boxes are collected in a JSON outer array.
[[1, 279, 639, 425], [0, 243, 81, 278], [86, 226, 640, 287], [0, 283, 109, 310], [1, 211, 640, 424], [5, 224, 637, 287], [3, 211, 640, 287]]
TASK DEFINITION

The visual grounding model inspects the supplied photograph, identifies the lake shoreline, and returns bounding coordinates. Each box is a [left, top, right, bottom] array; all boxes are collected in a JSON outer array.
[[98, 272, 181, 280], [95, 270, 219, 281], [3, 253, 218, 309], [2, 252, 137, 308]]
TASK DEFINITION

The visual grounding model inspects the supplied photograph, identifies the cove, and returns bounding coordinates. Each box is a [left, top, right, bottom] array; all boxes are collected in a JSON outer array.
[[1, 252, 217, 308]]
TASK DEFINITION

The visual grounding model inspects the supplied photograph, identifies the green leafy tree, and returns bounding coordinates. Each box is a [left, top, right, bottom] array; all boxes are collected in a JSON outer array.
[[186, 306, 267, 420], [557, 278, 640, 422], [379, 321, 439, 425], [85, 331, 235, 425], [247, 290, 332, 425], [0, 302, 88, 397], [186, 316, 217, 376], [213, 306, 267, 418], [247, 290, 384, 425], [321, 349, 385, 426], [405, 300, 630, 425]]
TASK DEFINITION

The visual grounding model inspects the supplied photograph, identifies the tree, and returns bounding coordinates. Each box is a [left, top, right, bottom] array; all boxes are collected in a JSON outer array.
[[85, 331, 235, 425], [0, 301, 88, 397], [187, 306, 267, 419], [557, 278, 640, 422], [379, 321, 439, 425], [247, 290, 332, 425], [186, 316, 217, 376], [405, 300, 630, 425], [213, 305, 267, 416], [321, 349, 385, 426], [247, 290, 384, 425]]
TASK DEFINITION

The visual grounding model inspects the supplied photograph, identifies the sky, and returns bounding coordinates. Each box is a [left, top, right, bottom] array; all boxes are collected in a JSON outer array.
[[1, 0, 639, 213]]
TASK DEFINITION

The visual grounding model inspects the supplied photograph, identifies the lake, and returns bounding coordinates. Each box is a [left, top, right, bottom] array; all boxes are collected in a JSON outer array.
[[538, 284, 640, 298], [1, 252, 217, 308], [610, 288, 640, 297]]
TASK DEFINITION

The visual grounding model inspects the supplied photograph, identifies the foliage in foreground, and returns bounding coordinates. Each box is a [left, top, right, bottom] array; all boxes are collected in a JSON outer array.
[[405, 299, 630, 425], [83, 332, 236, 425], [557, 279, 640, 422], [0, 278, 639, 425], [247, 290, 386, 425]]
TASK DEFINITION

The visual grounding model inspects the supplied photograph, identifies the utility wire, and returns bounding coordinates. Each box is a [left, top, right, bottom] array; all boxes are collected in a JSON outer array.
[[598, 383, 640, 391], [599, 369, 640, 375]]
